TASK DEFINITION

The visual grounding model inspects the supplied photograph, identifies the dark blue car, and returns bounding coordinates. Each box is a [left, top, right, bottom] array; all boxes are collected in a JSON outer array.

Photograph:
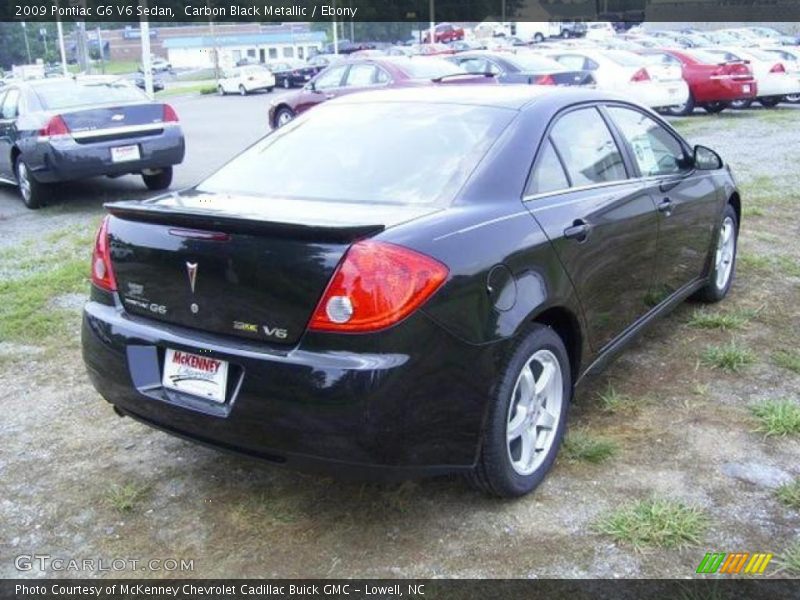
[[0, 76, 185, 209]]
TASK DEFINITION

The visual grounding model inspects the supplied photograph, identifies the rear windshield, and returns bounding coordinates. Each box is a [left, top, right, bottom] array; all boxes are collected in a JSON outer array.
[[198, 102, 514, 206], [600, 51, 645, 66], [506, 54, 566, 71], [34, 80, 147, 110], [694, 49, 742, 63], [396, 58, 466, 79]]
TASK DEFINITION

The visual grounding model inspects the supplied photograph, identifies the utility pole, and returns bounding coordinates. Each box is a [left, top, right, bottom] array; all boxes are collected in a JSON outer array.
[[56, 18, 68, 75], [21, 22, 32, 63], [96, 28, 105, 74], [207, 0, 220, 81], [41, 28, 49, 60], [429, 0, 435, 45], [140, 0, 154, 97], [332, 0, 339, 54]]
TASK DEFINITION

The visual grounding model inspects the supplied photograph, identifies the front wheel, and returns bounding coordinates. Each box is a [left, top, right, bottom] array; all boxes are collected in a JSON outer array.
[[273, 106, 295, 128], [217, 85, 225, 96], [238, 85, 247, 96], [785, 93, 800, 104], [693, 204, 738, 303], [142, 167, 173, 191], [15, 157, 48, 209], [468, 324, 571, 498]]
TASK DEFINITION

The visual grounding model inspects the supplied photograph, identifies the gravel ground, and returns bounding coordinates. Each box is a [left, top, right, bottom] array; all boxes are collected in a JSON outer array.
[[0, 99, 798, 579]]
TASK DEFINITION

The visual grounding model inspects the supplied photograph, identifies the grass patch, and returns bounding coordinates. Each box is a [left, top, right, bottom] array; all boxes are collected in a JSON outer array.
[[594, 498, 708, 550], [737, 253, 771, 273], [688, 309, 750, 331], [105, 483, 148, 512], [775, 478, 800, 510], [742, 205, 765, 217], [749, 399, 800, 437], [562, 430, 618, 464], [701, 342, 755, 372], [597, 385, 638, 413], [774, 350, 800, 375], [155, 83, 218, 98], [775, 542, 800, 576]]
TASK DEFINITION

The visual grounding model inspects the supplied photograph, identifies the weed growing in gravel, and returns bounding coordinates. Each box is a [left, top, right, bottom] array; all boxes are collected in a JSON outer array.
[[594, 498, 708, 550], [562, 430, 617, 464], [596, 385, 641, 413], [774, 350, 800, 375], [737, 253, 771, 273], [775, 541, 800, 576], [105, 483, 149, 512], [688, 309, 750, 331], [701, 342, 755, 372], [749, 399, 800, 436], [775, 478, 800, 510]]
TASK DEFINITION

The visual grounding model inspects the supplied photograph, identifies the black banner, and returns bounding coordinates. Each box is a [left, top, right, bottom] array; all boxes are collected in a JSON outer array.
[[2, 580, 800, 600], [3, 0, 800, 23]]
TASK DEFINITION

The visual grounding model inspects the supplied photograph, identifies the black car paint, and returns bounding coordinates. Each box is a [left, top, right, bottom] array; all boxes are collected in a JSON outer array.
[[448, 51, 595, 86], [0, 80, 184, 184], [82, 87, 737, 478]]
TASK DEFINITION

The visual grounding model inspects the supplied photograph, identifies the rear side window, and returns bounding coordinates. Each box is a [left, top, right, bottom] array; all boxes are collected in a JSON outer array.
[[528, 140, 569, 195], [1, 89, 20, 119], [549, 108, 626, 187]]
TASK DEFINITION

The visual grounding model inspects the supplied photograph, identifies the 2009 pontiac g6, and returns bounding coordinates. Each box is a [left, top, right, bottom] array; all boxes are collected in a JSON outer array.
[[82, 86, 740, 497]]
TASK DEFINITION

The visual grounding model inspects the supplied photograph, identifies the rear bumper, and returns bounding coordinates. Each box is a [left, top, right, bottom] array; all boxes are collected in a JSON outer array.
[[628, 81, 689, 108], [25, 126, 185, 184], [81, 296, 503, 478], [693, 79, 758, 103]]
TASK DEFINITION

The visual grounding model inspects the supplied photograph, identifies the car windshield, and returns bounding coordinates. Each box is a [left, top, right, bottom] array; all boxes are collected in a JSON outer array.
[[506, 54, 566, 71], [600, 51, 645, 66], [395, 58, 467, 78], [34, 80, 147, 109], [198, 102, 514, 206]]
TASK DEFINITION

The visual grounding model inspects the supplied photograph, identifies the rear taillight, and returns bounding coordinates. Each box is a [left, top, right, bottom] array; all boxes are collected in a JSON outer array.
[[39, 115, 70, 137], [631, 68, 651, 82], [770, 63, 786, 74], [91, 216, 117, 292], [162, 104, 179, 123], [308, 240, 449, 333], [533, 74, 556, 85]]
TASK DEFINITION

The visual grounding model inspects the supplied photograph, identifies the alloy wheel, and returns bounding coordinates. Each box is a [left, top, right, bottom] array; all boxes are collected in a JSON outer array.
[[17, 161, 31, 203], [715, 216, 735, 290], [506, 349, 564, 476]]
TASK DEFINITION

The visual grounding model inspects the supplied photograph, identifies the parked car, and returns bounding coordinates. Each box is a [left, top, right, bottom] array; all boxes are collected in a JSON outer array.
[[0, 77, 184, 209], [544, 49, 690, 110], [267, 61, 317, 89], [698, 47, 800, 107], [307, 53, 344, 75], [217, 66, 275, 95], [744, 26, 799, 46], [267, 57, 493, 129], [584, 22, 617, 41], [83, 86, 740, 498], [637, 48, 757, 115], [409, 43, 456, 57], [133, 76, 165, 93], [449, 40, 486, 53], [422, 22, 465, 44], [447, 51, 595, 86], [759, 47, 800, 102], [138, 58, 172, 73]]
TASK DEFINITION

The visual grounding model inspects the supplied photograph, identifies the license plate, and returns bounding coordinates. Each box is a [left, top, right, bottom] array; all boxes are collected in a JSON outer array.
[[742, 84, 751, 94], [162, 349, 229, 404], [111, 144, 140, 163]]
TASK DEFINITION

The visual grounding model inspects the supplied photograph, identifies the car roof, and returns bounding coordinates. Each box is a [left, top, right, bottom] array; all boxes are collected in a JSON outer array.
[[326, 84, 617, 111]]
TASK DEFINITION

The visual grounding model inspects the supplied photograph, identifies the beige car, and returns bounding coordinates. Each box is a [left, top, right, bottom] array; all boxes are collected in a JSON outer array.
[[218, 66, 276, 96]]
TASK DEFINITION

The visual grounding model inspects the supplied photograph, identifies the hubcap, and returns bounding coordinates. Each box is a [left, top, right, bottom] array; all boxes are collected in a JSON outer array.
[[506, 349, 563, 476], [277, 111, 293, 126], [17, 162, 31, 202], [715, 216, 735, 290]]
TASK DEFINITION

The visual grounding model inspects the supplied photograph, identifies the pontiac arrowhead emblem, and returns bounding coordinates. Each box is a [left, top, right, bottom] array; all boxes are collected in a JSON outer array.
[[186, 262, 198, 293]]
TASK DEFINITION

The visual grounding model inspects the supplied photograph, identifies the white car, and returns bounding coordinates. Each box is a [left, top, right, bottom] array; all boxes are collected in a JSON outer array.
[[697, 47, 800, 107], [218, 66, 276, 96], [759, 47, 800, 102], [584, 22, 616, 41], [542, 49, 689, 110]]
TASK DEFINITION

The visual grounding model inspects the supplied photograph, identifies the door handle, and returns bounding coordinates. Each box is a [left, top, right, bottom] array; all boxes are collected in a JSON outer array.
[[563, 220, 591, 242], [658, 197, 673, 215]]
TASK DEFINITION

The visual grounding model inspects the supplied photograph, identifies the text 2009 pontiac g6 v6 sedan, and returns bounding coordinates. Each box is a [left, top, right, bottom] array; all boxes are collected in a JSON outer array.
[[82, 86, 740, 497]]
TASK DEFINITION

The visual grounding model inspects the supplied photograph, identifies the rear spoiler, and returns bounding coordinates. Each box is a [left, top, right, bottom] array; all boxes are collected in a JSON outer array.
[[105, 200, 385, 243]]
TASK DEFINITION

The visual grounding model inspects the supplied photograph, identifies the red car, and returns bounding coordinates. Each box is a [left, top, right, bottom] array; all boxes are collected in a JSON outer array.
[[268, 57, 494, 129], [422, 22, 465, 44], [638, 48, 757, 116]]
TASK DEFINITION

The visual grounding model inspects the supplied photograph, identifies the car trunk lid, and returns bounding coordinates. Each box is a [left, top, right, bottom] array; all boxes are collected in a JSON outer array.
[[105, 192, 440, 346], [60, 103, 170, 143]]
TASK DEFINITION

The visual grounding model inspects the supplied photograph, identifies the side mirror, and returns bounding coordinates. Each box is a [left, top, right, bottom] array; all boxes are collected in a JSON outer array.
[[306, 81, 317, 92], [693, 144, 723, 170]]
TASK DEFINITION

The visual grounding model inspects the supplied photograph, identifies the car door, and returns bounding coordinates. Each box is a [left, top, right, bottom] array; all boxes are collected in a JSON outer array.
[[605, 105, 720, 298], [524, 105, 660, 352], [293, 64, 348, 114], [0, 88, 19, 179], [339, 63, 389, 96]]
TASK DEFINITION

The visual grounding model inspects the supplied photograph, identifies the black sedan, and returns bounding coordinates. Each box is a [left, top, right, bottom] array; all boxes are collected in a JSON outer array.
[[82, 86, 740, 497], [267, 61, 317, 89], [133, 76, 165, 92], [448, 51, 595, 86], [0, 77, 185, 209]]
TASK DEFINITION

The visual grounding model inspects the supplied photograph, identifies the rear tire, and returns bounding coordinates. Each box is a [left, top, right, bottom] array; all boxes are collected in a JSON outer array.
[[142, 167, 173, 191], [694, 204, 738, 303], [238, 84, 247, 96], [15, 156, 48, 209], [785, 94, 800, 104], [282, 78, 291, 89], [758, 96, 782, 108], [266, 87, 274, 93], [218, 85, 225, 96], [702, 101, 727, 114], [467, 324, 571, 498], [663, 92, 696, 116]]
